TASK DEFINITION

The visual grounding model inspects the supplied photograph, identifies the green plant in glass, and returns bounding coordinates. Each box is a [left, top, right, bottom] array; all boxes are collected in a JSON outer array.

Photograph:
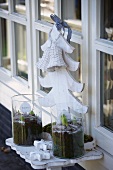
[[61, 114, 68, 126]]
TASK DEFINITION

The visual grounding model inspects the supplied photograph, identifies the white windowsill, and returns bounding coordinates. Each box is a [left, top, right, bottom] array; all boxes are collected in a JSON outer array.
[[0, 69, 31, 111], [95, 126, 113, 156]]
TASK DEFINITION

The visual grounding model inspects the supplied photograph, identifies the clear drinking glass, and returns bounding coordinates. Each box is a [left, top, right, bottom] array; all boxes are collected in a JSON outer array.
[[12, 94, 42, 146], [51, 106, 84, 158]]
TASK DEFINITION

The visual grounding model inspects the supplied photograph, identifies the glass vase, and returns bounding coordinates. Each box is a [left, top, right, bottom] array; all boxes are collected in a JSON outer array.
[[51, 106, 84, 158], [12, 94, 42, 146]]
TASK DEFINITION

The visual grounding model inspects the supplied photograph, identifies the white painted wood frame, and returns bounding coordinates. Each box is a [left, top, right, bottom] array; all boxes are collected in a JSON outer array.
[[91, 0, 113, 167]]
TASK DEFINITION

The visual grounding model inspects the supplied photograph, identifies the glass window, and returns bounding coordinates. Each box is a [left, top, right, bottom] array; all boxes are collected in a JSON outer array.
[[38, 31, 51, 92], [14, 0, 26, 15], [100, 0, 113, 41], [39, 31, 48, 71], [0, 0, 8, 10], [40, 0, 54, 23], [70, 42, 82, 99], [15, 23, 27, 80], [39, 31, 48, 78], [70, 42, 81, 82], [100, 52, 113, 131], [62, 0, 82, 32], [1, 18, 10, 70]]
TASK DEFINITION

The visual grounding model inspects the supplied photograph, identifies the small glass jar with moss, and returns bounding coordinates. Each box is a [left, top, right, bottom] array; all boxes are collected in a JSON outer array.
[[12, 94, 42, 146], [51, 106, 84, 158]]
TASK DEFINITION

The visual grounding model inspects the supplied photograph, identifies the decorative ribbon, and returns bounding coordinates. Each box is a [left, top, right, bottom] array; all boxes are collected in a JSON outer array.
[[50, 14, 72, 43]]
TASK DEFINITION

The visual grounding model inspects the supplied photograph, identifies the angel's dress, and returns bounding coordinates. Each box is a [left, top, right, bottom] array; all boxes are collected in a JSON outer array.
[[36, 25, 75, 71]]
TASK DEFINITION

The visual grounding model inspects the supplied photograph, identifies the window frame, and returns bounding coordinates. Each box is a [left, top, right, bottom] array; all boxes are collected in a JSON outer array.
[[0, 0, 34, 100], [92, 0, 113, 156]]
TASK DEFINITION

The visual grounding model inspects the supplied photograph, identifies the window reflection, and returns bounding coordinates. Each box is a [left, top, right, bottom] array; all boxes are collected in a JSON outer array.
[[101, 0, 113, 41], [14, 0, 26, 15], [1, 18, 10, 70], [0, 0, 8, 10], [15, 23, 27, 80], [100, 52, 113, 131], [62, 0, 82, 32], [40, 0, 54, 23]]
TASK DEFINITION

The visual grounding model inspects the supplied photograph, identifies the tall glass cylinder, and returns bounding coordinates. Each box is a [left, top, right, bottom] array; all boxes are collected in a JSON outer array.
[[12, 94, 42, 146], [51, 106, 84, 158]]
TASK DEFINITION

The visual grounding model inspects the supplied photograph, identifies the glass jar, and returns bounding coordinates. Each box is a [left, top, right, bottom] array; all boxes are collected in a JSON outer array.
[[12, 94, 42, 146], [51, 106, 84, 158]]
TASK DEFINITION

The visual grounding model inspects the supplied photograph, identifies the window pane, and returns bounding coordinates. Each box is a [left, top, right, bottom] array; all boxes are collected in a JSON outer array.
[[70, 42, 82, 98], [100, 0, 113, 41], [62, 0, 82, 32], [38, 31, 51, 92], [1, 18, 10, 70], [40, 0, 54, 23], [100, 52, 113, 131], [14, 0, 26, 15], [15, 23, 27, 80], [70, 42, 81, 82], [0, 0, 8, 10]]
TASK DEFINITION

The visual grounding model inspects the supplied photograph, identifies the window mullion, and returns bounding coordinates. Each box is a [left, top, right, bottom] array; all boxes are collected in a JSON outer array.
[[0, 10, 9, 19], [34, 0, 40, 20], [34, 31, 41, 92], [32, 0, 40, 92], [81, 0, 90, 134], [54, 0, 61, 18], [26, 0, 34, 92], [35, 20, 52, 33], [91, 0, 99, 132], [96, 0, 101, 38], [8, 0, 14, 13], [71, 32, 83, 44], [95, 43, 113, 55], [8, 0, 16, 76], [0, 18, 2, 66], [9, 14, 27, 25]]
